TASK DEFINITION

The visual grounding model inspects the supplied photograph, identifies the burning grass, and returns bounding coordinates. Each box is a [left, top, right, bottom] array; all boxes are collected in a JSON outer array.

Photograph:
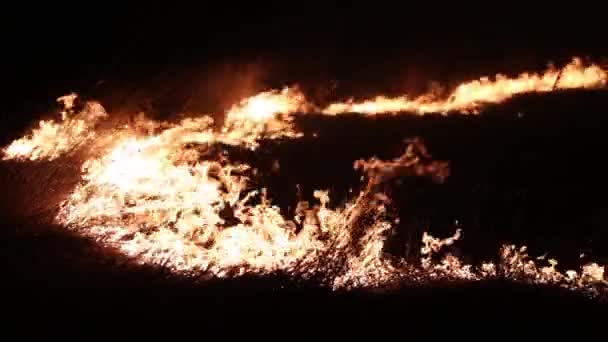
[[2, 57, 607, 298]]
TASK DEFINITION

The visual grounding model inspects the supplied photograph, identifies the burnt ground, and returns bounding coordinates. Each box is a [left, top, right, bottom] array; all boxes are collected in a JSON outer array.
[[1, 89, 608, 322]]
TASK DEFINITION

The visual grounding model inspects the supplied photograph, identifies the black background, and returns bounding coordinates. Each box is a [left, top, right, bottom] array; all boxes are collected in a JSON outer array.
[[2, 2, 607, 125]]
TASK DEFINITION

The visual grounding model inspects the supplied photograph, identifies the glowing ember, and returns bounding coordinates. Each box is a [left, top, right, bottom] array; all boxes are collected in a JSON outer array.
[[2, 58, 607, 296]]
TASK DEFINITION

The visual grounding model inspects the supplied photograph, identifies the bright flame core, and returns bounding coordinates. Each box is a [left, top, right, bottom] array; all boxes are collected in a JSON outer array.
[[221, 87, 307, 148], [3, 57, 607, 296]]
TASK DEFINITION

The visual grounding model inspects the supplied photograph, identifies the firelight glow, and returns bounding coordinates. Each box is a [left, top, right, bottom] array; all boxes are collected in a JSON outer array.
[[2, 57, 606, 295]]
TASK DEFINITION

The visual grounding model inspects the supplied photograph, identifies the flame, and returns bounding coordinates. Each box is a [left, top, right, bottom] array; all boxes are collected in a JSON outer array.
[[220, 87, 308, 148], [5, 58, 605, 161], [323, 58, 607, 115], [50, 123, 608, 293], [2, 94, 108, 161], [2, 58, 607, 296], [56, 127, 425, 283]]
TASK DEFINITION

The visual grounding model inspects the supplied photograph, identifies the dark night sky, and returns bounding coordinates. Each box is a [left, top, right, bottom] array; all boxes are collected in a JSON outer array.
[[1, 2, 606, 126]]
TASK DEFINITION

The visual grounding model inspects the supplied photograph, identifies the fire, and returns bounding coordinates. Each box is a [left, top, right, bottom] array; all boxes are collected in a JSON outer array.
[[5, 58, 605, 162], [220, 87, 308, 148], [2, 57, 607, 296], [323, 57, 607, 115], [56, 125, 417, 282], [59, 134, 324, 274], [2, 94, 108, 161]]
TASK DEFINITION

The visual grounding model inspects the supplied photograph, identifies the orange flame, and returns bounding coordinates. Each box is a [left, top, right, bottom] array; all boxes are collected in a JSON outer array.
[[2, 94, 108, 161], [323, 58, 607, 115], [220, 87, 308, 148], [2, 58, 607, 296]]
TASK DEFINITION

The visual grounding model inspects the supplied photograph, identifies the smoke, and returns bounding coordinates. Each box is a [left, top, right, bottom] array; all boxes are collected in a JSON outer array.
[[74, 60, 272, 128], [181, 62, 270, 124]]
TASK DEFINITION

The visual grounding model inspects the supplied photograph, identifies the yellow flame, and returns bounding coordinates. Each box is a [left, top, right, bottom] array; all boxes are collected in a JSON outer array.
[[2, 58, 607, 296], [220, 87, 307, 148], [5, 58, 606, 162], [2, 94, 108, 161], [323, 58, 607, 115]]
